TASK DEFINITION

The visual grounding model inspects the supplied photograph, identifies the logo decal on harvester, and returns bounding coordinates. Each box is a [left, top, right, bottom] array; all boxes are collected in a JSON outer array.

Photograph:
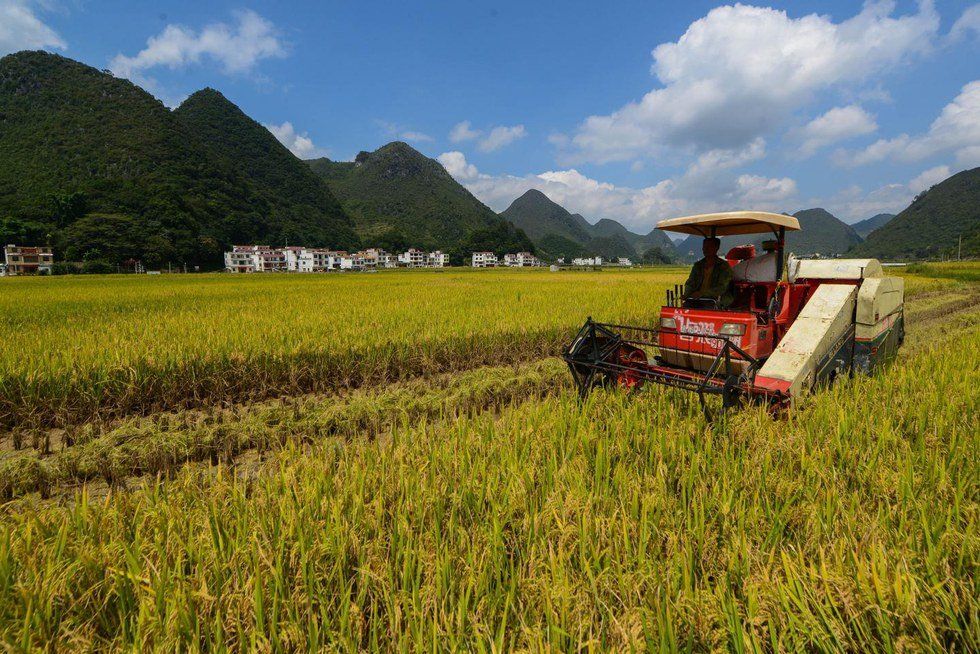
[[674, 315, 741, 350]]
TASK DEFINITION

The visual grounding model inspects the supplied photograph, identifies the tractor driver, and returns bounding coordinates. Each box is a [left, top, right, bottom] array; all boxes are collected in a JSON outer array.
[[682, 237, 734, 308]]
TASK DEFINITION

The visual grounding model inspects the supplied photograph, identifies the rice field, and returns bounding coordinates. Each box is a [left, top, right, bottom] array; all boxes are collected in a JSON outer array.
[[0, 265, 977, 651]]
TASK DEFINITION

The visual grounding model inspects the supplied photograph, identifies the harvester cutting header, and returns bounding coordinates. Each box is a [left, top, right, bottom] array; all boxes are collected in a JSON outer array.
[[564, 211, 905, 416]]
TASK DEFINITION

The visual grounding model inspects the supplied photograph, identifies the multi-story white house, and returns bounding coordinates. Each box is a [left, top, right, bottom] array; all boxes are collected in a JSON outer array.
[[226, 245, 451, 272], [3, 245, 54, 275], [617, 257, 633, 267], [571, 256, 603, 267], [471, 251, 498, 268], [428, 251, 448, 268], [254, 247, 287, 272], [224, 245, 258, 273], [398, 249, 427, 268], [283, 247, 345, 272], [225, 245, 287, 273], [358, 248, 397, 269], [503, 252, 541, 267]]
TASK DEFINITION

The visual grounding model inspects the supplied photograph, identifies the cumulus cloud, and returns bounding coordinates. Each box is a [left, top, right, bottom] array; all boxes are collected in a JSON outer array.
[[377, 121, 432, 142], [568, 2, 938, 163], [477, 124, 527, 152], [908, 165, 950, 193], [822, 164, 956, 222], [792, 105, 877, 157], [822, 183, 914, 222], [110, 10, 285, 80], [449, 121, 481, 143], [265, 121, 326, 159], [836, 80, 980, 167], [0, 0, 66, 55], [436, 151, 479, 180], [437, 151, 796, 232], [949, 5, 980, 42]]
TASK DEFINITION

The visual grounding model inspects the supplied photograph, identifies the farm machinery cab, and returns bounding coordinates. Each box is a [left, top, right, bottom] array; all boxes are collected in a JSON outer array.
[[564, 211, 905, 415]]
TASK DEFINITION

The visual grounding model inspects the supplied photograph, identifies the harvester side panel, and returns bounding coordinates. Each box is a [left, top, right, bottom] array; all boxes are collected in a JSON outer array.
[[754, 284, 858, 403], [854, 276, 905, 372]]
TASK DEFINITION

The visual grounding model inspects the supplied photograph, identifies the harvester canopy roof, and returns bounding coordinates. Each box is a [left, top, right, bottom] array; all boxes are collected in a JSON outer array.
[[656, 211, 801, 237]]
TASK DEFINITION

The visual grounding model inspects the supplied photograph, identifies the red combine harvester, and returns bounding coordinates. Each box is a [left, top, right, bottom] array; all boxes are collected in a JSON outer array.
[[564, 211, 905, 416]]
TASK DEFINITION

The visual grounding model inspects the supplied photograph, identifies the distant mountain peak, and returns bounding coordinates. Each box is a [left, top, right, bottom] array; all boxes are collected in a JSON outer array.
[[501, 191, 676, 261], [355, 141, 450, 181], [307, 141, 532, 255]]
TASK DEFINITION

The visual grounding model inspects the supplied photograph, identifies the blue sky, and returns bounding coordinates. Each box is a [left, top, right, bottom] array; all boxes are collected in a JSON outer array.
[[2, 0, 979, 231]]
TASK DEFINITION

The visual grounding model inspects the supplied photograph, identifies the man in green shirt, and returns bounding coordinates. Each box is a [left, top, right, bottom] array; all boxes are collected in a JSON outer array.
[[683, 237, 734, 308]]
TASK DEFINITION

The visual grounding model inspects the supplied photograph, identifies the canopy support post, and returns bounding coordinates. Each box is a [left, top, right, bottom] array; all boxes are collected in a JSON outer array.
[[776, 226, 785, 279]]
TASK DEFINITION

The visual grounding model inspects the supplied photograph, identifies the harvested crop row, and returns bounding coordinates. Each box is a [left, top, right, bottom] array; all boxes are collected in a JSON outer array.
[[1, 309, 976, 650], [0, 359, 569, 499]]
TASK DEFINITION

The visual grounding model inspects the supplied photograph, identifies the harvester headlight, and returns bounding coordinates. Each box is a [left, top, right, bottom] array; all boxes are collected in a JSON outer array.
[[719, 323, 746, 336], [660, 317, 677, 330]]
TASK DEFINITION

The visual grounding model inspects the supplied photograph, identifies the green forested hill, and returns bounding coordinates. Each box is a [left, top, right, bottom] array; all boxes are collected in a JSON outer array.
[[306, 142, 534, 260], [591, 218, 676, 258], [174, 89, 358, 250], [787, 208, 863, 254], [851, 213, 895, 238], [501, 190, 593, 244], [0, 51, 361, 267], [0, 51, 364, 267], [500, 189, 676, 261], [849, 168, 980, 259]]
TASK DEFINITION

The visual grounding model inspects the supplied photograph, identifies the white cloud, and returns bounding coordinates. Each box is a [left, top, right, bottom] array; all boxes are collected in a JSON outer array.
[[449, 121, 481, 143], [265, 121, 326, 159], [438, 151, 796, 232], [734, 174, 798, 205], [400, 131, 433, 142], [908, 165, 949, 193], [110, 10, 285, 80], [684, 138, 766, 178], [437, 151, 478, 179], [836, 80, 980, 167], [568, 2, 938, 163], [0, 1, 66, 55], [792, 105, 877, 157], [821, 183, 913, 222], [477, 124, 527, 152], [949, 5, 980, 42], [821, 163, 954, 222], [377, 121, 432, 143]]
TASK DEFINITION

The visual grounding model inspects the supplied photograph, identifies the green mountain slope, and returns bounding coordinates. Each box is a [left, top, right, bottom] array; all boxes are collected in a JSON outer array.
[[591, 218, 676, 257], [850, 168, 980, 259], [0, 51, 360, 268], [501, 190, 593, 244], [499, 189, 675, 261], [306, 143, 533, 260], [851, 213, 895, 239], [788, 208, 863, 254], [174, 89, 358, 249]]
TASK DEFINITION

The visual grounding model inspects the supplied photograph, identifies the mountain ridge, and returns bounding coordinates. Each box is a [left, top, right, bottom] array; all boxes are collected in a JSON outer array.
[[500, 189, 676, 261], [851, 213, 895, 239], [306, 142, 535, 260]]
